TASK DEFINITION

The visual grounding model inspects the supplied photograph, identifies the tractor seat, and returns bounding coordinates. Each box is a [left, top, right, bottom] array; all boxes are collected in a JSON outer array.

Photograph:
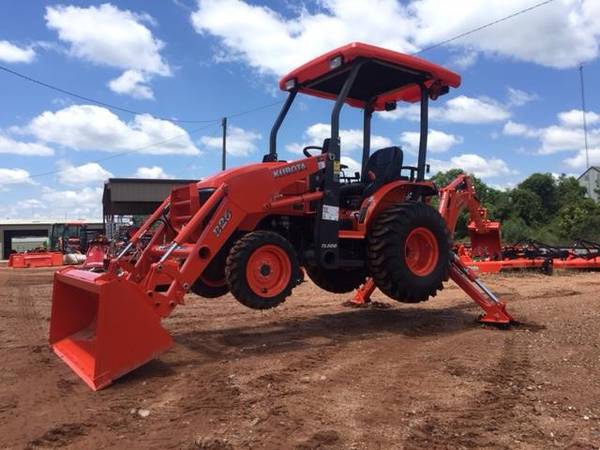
[[339, 146, 404, 208], [362, 146, 404, 197]]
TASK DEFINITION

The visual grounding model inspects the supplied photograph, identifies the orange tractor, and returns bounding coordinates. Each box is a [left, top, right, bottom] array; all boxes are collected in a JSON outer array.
[[49, 43, 513, 390]]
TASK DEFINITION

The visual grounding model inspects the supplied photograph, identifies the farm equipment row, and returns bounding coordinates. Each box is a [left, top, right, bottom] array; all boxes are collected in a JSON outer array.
[[49, 42, 515, 391], [458, 238, 600, 274]]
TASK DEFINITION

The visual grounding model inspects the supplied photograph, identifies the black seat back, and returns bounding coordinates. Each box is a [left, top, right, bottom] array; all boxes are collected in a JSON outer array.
[[362, 146, 404, 197]]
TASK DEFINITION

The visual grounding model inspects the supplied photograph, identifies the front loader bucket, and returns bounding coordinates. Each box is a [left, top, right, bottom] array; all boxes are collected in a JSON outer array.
[[49, 268, 172, 390]]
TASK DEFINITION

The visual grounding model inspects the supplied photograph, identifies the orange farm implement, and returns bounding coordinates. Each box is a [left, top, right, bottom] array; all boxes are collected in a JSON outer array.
[[49, 42, 515, 391], [8, 251, 64, 268], [459, 239, 600, 274]]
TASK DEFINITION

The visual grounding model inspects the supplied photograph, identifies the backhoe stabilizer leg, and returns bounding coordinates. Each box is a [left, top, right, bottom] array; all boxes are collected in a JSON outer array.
[[349, 279, 376, 305], [449, 253, 514, 325]]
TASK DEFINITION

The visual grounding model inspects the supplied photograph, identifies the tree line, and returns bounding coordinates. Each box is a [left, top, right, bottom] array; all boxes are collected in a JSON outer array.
[[431, 169, 600, 245]]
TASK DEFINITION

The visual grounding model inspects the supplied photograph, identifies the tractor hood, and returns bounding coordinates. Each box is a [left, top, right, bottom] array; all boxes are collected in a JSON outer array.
[[195, 161, 288, 190]]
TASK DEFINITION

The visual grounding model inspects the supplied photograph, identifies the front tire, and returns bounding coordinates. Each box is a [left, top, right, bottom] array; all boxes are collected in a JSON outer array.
[[368, 202, 450, 303], [226, 231, 300, 310]]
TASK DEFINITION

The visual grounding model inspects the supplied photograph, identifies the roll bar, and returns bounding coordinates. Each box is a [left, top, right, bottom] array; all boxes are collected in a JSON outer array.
[[265, 60, 431, 183]]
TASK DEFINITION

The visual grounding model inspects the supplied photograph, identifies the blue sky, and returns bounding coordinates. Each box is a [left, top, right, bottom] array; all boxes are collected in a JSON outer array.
[[1, 0, 599, 219]]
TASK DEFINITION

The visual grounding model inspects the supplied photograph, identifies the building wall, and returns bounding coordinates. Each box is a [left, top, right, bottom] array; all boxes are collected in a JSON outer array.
[[579, 169, 600, 202]]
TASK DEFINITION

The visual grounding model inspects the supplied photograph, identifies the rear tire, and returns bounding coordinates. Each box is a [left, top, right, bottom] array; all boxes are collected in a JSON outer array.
[[368, 201, 450, 303], [226, 231, 300, 310], [305, 265, 366, 293], [190, 246, 230, 298]]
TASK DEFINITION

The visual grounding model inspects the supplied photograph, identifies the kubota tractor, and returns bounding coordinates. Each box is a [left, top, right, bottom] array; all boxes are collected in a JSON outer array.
[[50, 43, 513, 390]]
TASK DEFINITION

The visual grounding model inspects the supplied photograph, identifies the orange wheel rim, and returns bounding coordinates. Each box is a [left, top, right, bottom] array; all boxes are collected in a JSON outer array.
[[405, 227, 439, 276], [246, 245, 291, 297]]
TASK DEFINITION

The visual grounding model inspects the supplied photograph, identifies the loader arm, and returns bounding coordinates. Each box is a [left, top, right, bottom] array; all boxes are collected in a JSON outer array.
[[50, 155, 326, 390]]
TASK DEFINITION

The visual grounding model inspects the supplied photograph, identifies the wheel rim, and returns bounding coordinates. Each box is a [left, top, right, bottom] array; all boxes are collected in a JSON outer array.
[[246, 244, 291, 298], [405, 227, 439, 276]]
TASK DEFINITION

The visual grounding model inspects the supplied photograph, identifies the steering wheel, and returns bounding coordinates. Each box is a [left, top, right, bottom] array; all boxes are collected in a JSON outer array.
[[302, 145, 323, 158]]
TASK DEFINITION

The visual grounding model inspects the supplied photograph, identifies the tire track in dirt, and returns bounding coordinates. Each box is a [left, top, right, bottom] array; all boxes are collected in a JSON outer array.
[[404, 335, 544, 450], [240, 340, 346, 449]]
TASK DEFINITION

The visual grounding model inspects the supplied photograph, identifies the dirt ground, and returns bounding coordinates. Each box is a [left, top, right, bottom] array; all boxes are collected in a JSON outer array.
[[1, 265, 599, 450]]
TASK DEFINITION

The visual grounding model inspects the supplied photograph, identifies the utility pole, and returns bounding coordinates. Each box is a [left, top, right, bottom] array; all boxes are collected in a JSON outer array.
[[579, 65, 592, 197], [221, 117, 227, 171]]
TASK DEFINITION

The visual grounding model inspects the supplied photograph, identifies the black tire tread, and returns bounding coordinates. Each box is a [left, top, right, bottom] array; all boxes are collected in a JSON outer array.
[[367, 201, 450, 303]]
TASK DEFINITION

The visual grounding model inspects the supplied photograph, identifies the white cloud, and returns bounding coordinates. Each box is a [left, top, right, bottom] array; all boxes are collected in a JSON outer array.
[[341, 156, 362, 176], [200, 126, 261, 157], [538, 126, 598, 154], [378, 104, 421, 122], [411, 0, 600, 69], [379, 95, 510, 124], [558, 109, 600, 128], [449, 49, 478, 70], [108, 69, 154, 99], [0, 40, 35, 63], [502, 109, 600, 155], [400, 129, 462, 153], [502, 120, 540, 138], [39, 186, 103, 219], [24, 104, 200, 155], [134, 165, 171, 179], [57, 162, 113, 185], [191, 0, 417, 76], [430, 153, 513, 179], [0, 168, 33, 186], [286, 122, 391, 154], [46, 4, 170, 75], [191, 0, 600, 75], [0, 134, 54, 156], [45, 4, 170, 98], [564, 148, 600, 169], [506, 87, 537, 107], [439, 96, 510, 124]]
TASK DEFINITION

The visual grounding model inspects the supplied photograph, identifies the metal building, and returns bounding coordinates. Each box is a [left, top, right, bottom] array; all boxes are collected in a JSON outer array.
[[578, 167, 600, 202], [102, 178, 198, 236]]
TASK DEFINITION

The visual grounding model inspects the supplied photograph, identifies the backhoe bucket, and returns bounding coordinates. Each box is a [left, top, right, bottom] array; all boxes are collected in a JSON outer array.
[[49, 268, 172, 390], [468, 221, 502, 259]]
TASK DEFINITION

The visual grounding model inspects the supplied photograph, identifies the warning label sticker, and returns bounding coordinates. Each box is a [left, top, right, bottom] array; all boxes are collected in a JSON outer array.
[[322, 205, 339, 221]]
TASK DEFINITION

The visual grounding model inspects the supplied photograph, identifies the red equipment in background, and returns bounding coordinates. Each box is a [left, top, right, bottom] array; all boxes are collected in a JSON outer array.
[[8, 251, 64, 268], [8, 222, 97, 269], [459, 239, 600, 274], [82, 235, 110, 270]]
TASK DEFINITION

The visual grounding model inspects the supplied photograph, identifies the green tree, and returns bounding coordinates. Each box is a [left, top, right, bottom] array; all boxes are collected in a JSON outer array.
[[518, 173, 558, 215], [556, 175, 587, 209], [510, 188, 545, 226], [556, 198, 600, 241]]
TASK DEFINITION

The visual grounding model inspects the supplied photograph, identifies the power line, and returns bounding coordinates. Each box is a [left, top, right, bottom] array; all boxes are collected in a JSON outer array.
[[5, 0, 559, 182], [0, 64, 282, 124], [0, 0, 556, 127], [415, 0, 556, 55]]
